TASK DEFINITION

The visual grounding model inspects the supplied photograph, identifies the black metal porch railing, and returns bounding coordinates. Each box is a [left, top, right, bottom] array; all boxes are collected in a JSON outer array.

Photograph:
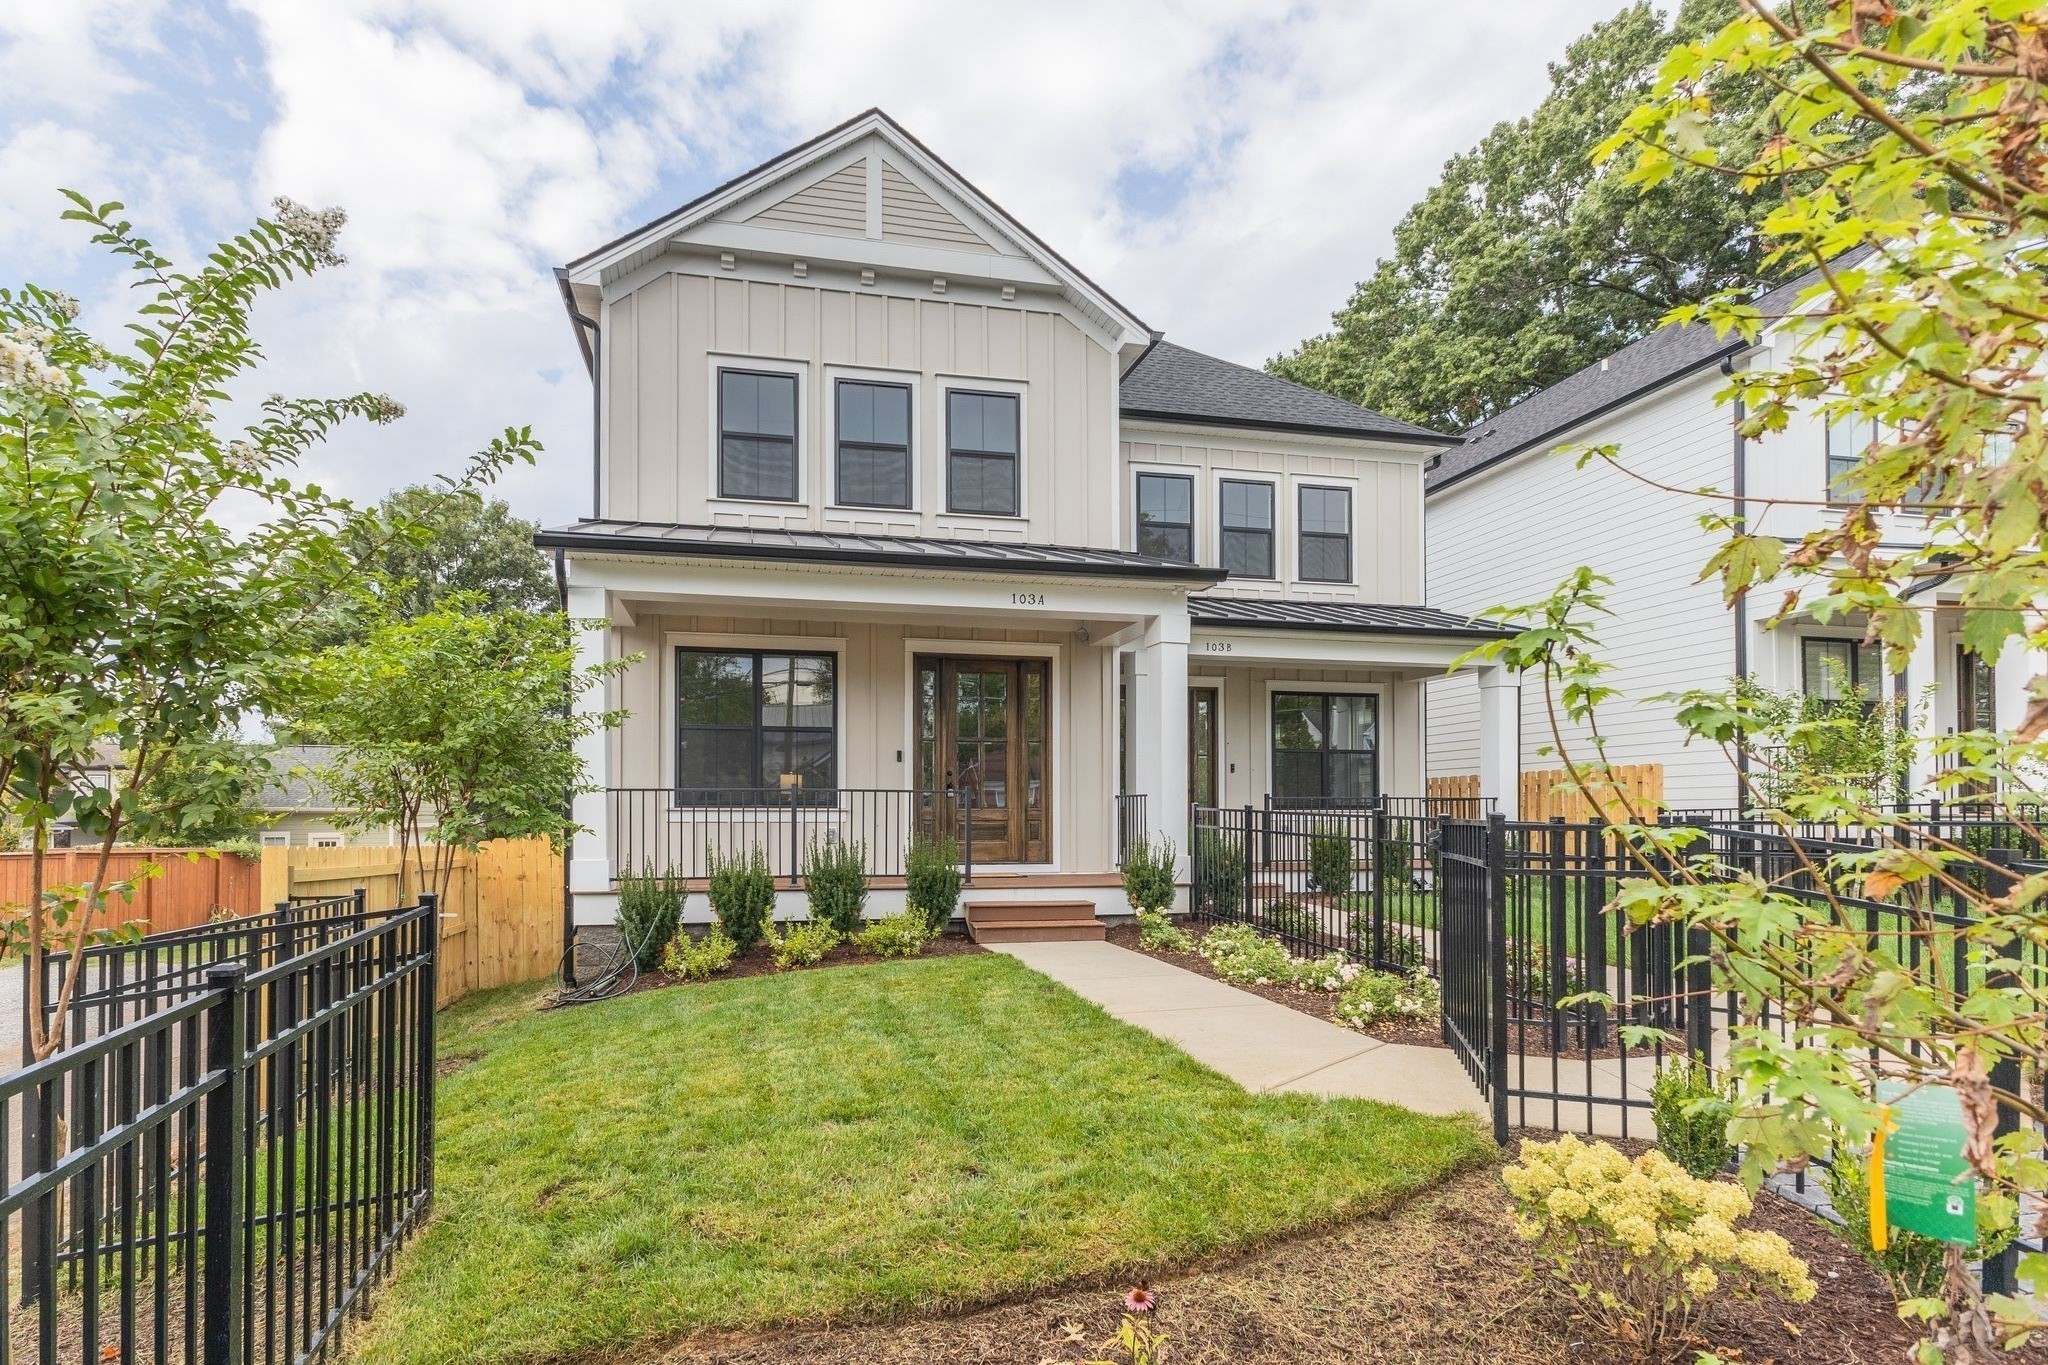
[[1114, 794, 1147, 866], [607, 788, 980, 888]]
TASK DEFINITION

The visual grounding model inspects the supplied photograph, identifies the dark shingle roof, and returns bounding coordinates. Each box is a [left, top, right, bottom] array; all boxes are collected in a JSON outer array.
[[1427, 257, 1862, 493], [1187, 596, 1510, 638], [1121, 341, 1454, 446], [258, 745, 346, 813], [535, 519, 1225, 583]]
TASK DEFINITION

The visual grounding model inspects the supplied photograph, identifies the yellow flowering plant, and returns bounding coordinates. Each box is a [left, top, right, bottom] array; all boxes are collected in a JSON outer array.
[[1503, 1135, 1814, 1357]]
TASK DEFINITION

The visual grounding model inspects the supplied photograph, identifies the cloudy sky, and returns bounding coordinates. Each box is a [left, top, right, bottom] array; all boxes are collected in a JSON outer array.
[[1, 0, 1622, 522]]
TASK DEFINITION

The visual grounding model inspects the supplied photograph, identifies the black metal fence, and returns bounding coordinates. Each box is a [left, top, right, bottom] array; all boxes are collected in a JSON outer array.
[[4, 898, 438, 1363], [1114, 794, 1147, 867], [606, 787, 980, 887]]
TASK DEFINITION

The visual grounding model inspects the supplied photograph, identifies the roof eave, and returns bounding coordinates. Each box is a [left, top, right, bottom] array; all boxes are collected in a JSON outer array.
[[1188, 616, 1514, 640], [1119, 409, 1459, 448]]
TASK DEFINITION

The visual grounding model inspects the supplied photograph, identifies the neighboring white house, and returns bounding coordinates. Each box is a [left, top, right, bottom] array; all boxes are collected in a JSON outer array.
[[1423, 264, 2036, 814], [539, 109, 1520, 935]]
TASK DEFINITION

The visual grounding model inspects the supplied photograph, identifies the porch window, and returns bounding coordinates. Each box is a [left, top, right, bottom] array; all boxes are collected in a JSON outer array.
[[718, 369, 799, 501], [1219, 479, 1275, 579], [835, 379, 912, 509], [1297, 484, 1351, 583], [1800, 637, 1876, 706], [676, 647, 837, 800], [1135, 472, 1194, 562], [1271, 691, 1378, 806], [945, 390, 1020, 516]]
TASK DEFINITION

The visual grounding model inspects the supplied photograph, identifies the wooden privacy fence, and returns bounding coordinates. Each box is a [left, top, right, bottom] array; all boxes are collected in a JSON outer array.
[[0, 846, 261, 935], [1430, 766, 1667, 821], [260, 839, 563, 1006], [1427, 775, 1481, 804]]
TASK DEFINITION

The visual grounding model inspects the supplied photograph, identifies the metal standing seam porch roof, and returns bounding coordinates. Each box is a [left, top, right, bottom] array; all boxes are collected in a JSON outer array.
[[1187, 596, 1512, 639], [534, 519, 1226, 583]]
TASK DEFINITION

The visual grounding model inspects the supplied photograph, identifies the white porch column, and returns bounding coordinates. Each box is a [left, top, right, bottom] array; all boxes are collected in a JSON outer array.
[[566, 582, 614, 902], [1477, 664, 1519, 817], [1995, 639, 2039, 739], [1905, 618, 1944, 798], [1131, 606, 1190, 870]]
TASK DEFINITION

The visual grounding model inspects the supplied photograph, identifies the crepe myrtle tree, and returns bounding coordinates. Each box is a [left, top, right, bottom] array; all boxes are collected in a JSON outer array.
[[298, 601, 632, 910], [1460, 3, 2048, 1358], [0, 193, 539, 1060]]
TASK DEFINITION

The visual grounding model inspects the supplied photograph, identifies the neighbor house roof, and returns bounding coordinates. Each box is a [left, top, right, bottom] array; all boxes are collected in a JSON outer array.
[[535, 519, 1226, 584], [1120, 341, 1454, 447], [258, 745, 347, 815], [1187, 596, 1510, 638], [1427, 255, 1867, 494]]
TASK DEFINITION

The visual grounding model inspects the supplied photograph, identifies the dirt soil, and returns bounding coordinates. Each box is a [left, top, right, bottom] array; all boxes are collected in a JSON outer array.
[[650, 1160, 2044, 1365]]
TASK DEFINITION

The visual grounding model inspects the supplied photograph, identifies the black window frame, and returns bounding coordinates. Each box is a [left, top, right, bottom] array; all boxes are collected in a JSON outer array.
[[833, 377, 914, 510], [1134, 471, 1195, 563], [1269, 690, 1379, 807], [1219, 478, 1276, 580], [717, 367, 801, 503], [944, 388, 1022, 517], [1800, 637, 1877, 709], [1297, 483, 1352, 584], [675, 646, 838, 805]]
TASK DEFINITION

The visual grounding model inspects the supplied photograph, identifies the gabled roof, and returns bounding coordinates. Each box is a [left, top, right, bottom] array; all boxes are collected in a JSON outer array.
[[535, 519, 1224, 584], [1187, 596, 1510, 638], [257, 745, 348, 814], [1121, 341, 1454, 447], [1427, 255, 1863, 493]]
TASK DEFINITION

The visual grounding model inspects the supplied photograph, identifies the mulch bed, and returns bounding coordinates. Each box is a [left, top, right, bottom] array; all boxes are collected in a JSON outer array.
[[652, 1152, 2044, 1365], [1103, 921, 1447, 1050], [598, 930, 985, 999]]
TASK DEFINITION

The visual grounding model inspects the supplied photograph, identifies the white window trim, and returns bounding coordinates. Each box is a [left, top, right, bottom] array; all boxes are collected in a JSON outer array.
[[936, 375, 1028, 523], [824, 364, 921, 513], [1211, 470, 1280, 582], [1262, 679, 1387, 806], [260, 832, 292, 848], [1289, 473, 1359, 586], [664, 629, 850, 812], [1129, 461, 1199, 563], [706, 354, 809, 511], [309, 833, 345, 849]]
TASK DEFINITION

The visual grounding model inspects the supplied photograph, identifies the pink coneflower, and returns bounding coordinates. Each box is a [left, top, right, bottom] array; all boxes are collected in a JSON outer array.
[[1124, 1285, 1156, 1313]]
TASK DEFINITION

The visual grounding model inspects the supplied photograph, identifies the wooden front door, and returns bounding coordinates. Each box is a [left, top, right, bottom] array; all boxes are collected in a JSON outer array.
[[916, 656, 1051, 864], [1189, 686, 1219, 808]]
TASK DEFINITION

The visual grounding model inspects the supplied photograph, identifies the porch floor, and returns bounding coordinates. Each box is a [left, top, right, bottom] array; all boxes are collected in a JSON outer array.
[[988, 941, 1488, 1119]]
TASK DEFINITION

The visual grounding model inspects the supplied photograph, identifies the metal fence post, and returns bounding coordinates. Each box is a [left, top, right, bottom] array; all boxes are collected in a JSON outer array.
[[1240, 806, 1256, 924], [202, 962, 250, 1365], [1369, 800, 1388, 967], [1485, 811, 1511, 1147], [1983, 849, 2022, 1295], [1547, 817, 1569, 1053], [788, 790, 802, 891], [417, 895, 439, 1205]]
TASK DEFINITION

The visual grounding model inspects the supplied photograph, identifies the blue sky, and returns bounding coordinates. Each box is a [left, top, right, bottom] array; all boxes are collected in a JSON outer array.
[[0, 0, 1620, 521]]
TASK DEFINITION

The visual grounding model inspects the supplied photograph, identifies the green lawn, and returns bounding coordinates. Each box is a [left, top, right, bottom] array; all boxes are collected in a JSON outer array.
[[353, 954, 1490, 1364]]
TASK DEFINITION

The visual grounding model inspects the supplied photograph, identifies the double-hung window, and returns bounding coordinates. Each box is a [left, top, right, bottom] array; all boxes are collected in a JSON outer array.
[[676, 647, 837, 802], [1271, 691, 1378, 806], [1219, 479, 1275, 579], [1135, 472, 1194, 562], [1298, 485, 1352, 583], [946, 390, 1020, 515], [718, 369, 799, 501], [835, 379, 912, 508]]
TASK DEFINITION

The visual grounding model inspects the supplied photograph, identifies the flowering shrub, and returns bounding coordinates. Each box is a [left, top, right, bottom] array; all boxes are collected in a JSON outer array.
[[1334, 968, 1440, 1030], [853, 909, 930, 959], [1292, 952, 1360, 993], [1135, 908, 1193, 952], [663, 926, 737, 981], [1504, 1136, 1814, 1356], [1198, 924, 1301, 987], [769, 919, 840, 969]]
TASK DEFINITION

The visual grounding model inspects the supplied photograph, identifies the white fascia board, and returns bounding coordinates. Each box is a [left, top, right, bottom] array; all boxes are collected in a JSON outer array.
[[1190, 627, 1479, 672], [1120, 418, 1442, 460]]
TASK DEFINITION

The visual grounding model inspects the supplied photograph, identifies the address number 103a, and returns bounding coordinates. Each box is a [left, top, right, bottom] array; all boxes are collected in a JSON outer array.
[[1009, 591, 1049, 607]]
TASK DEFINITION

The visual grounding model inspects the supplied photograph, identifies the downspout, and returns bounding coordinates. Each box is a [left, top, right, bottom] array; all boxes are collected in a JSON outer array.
[[554, 546, 577, 988], [1724, 356, 1751, 809], [555, 268, 603, 520]]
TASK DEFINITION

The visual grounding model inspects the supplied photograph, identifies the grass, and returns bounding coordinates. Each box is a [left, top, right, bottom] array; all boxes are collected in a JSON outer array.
[[353, 955, 1491, 1364]]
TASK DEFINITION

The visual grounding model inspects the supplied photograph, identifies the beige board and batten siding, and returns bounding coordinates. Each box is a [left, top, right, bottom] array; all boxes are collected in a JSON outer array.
[[1121, 428, 1426, 605], [1423, 367, 1738, 812], [603, 271, 1119, 546], [606, 609, 1117, 873]]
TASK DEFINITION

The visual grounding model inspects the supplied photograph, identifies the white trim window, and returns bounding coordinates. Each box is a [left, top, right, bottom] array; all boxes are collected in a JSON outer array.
[[717, 367, 801, 502], [834, 377, 913, 509], [945, 389, 1021, 516], [1297, 484, 1352, 583], [1134, 471, 1194, 562], [1219, 478, 1276, 579], [260, 832, 292, 848]]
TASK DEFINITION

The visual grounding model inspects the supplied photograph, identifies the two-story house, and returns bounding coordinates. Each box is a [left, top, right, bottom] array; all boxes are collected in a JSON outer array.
[[1423, 263, 2037, 814], [538, 110, 1519, 944]]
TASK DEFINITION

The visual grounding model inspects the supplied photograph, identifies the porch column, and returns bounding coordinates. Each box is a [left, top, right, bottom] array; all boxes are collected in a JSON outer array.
[[566, 583, 614, 900], [1995, 639, 2039, 741], [1905, 618, 1943, 798], [1477, 664, 1519, 817], [1131, 606, 1190, 873]]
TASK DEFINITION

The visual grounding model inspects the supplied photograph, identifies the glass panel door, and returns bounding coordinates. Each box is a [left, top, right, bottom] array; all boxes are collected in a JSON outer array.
[[1189, 687, 1219, 808], [913, 656, 1052, 863]]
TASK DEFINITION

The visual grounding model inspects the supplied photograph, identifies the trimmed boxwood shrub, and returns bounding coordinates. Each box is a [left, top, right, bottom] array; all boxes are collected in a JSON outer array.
[[804, 837, 869, 935], [906, 832, 963, 934], [1121, 835, 1176, 913], [706, 845, 774, 952], [1306, 828, 1353, 895], [615, 862, 683, 969]]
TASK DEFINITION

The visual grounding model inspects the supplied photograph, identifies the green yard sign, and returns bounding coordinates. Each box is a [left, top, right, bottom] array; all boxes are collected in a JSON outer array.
[[1876, 1081, 1978, 1247]]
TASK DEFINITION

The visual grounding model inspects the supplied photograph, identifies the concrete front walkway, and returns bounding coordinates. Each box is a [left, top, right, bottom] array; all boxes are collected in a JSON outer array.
[[992, 940, 1488, 1119]]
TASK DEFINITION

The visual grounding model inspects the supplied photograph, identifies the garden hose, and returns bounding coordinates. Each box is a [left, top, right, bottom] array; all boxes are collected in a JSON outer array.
[[541, 909, 665, 1009]]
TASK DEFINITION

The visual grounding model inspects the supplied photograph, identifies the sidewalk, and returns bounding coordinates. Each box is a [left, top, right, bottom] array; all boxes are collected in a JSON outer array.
[[991, 940, 1488, 1119]]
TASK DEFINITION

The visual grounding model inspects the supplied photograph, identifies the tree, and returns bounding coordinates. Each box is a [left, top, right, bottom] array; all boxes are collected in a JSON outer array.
[[1269, 0, 1786, 432], [334, 484, 555, 634], [299, 601, 630, 907], [0, 193, 537, 1059], [1469, 2, 2048, 1356], [122, 729, 274, 848]]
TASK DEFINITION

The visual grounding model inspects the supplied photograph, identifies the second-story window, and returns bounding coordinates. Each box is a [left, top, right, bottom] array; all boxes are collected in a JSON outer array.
[[1135, 472, 1194, 562], [718, 368, 799, 502], [835, 379, 912, 508], [1298, 485, 1352, 583], [946, 390, 1020, 516], [1826, 413, 1880, 504], [1219, 478, 1275, 579]]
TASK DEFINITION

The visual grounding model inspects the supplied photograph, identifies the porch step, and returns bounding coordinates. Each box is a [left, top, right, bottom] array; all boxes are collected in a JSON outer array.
[[964, 900, 1106, 944]]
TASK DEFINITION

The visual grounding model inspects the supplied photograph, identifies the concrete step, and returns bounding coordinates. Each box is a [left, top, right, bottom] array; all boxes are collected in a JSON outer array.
[[964, 900, 1105, 944]]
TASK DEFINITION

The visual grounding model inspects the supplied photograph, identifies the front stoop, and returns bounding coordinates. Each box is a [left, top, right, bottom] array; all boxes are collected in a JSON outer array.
[[964, 900, 1107, 944]]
